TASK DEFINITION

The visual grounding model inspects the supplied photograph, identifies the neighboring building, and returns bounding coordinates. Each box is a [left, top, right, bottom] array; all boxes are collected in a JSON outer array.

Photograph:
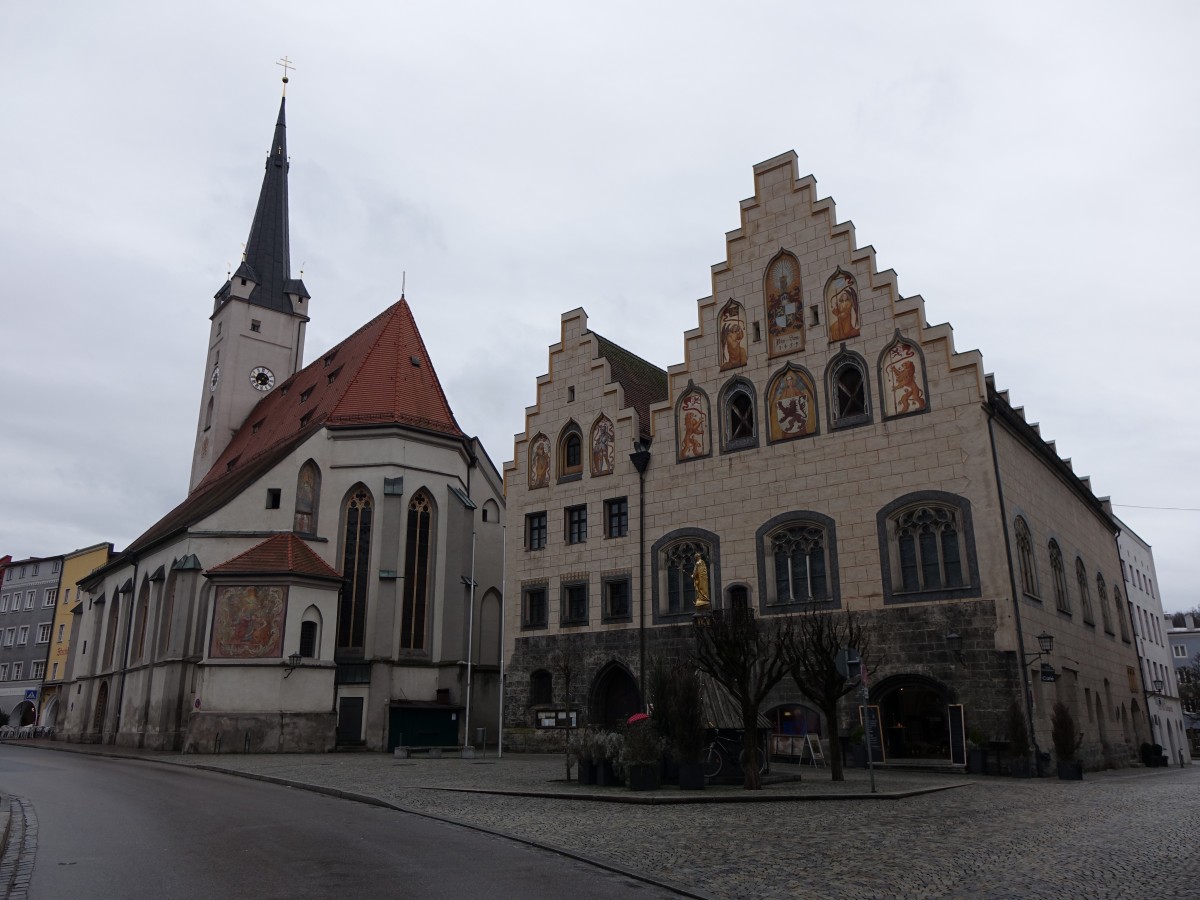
[[38, 542, 113, 727], [503, 151, 1145, 770], [1117, 519, 1189, 764], [58, 87, 504, 753], [1, 555, 63, 725], [1167, 612, 1200, 755]]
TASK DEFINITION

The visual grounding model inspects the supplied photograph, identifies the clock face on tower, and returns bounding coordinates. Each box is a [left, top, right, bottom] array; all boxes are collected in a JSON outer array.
[[250, 366, 276, 391], [209, 366, 220, 391]]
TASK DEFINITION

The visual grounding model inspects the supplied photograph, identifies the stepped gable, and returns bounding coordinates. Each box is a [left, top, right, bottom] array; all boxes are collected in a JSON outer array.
[[127, 297, 463, 557], [591, 332, 668, 440], [207, 533, 342, 580]]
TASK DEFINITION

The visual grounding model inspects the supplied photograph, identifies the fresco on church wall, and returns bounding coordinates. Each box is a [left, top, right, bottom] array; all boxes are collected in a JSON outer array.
[[210, 585, 286, 659], [881, 337, 928, 417], [825, 268, 861, 341], [528, 434, 550, 488], [718, 299, 748, 370], [676, 386, 710, 461], [590, 415, 615, 476], [767, 365, 818, 442], [765, 251, 805, 357]]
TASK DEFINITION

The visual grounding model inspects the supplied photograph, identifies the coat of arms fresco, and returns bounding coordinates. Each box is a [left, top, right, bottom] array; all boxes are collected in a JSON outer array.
[[767, 365, 818, 442], [765, 251, 805, 357]]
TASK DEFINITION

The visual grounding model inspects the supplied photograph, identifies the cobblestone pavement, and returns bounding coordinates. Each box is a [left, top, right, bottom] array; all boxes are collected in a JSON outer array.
[[7, 743, 1200, 899]]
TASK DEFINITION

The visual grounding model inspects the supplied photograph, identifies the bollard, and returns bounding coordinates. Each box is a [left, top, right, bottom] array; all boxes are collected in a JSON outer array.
[[214, 732, 222, 754]]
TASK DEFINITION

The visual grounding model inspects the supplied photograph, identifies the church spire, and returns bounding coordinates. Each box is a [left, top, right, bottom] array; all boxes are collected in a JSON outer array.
[[220, 81, 309, 315]]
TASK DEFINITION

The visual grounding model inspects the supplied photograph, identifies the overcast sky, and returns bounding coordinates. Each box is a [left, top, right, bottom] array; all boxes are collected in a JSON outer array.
[[2, 2, 1196, 610]]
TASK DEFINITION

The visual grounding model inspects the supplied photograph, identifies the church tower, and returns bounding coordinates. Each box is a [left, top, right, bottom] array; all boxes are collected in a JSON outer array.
[[190, 86, 310, 491]]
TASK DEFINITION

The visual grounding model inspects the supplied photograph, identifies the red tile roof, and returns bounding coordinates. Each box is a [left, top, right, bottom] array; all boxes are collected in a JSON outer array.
[[207, 533, 343, 580], [121, 297, 464, 559], [197, 297, 464, 493]]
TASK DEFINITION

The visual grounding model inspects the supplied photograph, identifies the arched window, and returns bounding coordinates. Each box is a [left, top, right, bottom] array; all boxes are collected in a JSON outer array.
[[478, 590, 502, 665], [727, 585, 750, 613], [756, 512, 839, 611], [558, 422, 583, 481], [401, 490, 434, 651], [878, 493, 978, 603], [102, 598, 120, 669], [204, 396, 214, 430], [828, 348, 871, 429], [337, 485, 374, 652], [1049, 541, 1070, 612], [158, 570, 177, 656], [1014, 517, 1038, 597], [652, 530, 717, 620], [530, 669, 553, 707], [1114, 587, 1130, 641], [719, 377, 758, 452], [299, 606, 321, 658], [1097, 573, 1113, 634], [1075, 558, 1092, 623], [132, 580, 151, 662], [293, 460, 321, 533]]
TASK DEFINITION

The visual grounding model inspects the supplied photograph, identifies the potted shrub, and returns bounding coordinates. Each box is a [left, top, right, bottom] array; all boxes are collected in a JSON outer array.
[[666, 666, 707, 790], [621, 717, 666, 791], [1050, 702, 1083, 780], [594, 730, 623, 786], [571, 728, 597, 785], [1006, 700, 1032, 777]]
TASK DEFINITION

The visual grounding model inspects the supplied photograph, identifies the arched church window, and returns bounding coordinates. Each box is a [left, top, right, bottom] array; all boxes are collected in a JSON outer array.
[[293, 460, 321, 534], [664, 540, 709, 614], [1097, 573, 1113, 634], [769, 522, 830, 605], [103, 598, 120, 669], [337, 486, 373, 652], [1049, 541, 1070, 613], [877, 492, 979, 603], [401, 490, 434, 651], [1076, 558, 1093, 624], [1114, 587, 1130, 641], [1015, 517, 1038, 598], [299, 607, 321, 658], [558, 422, 583, 481]]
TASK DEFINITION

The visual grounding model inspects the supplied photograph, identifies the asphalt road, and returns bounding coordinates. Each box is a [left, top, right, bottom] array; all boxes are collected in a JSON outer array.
[[0, 746, 679, 899]]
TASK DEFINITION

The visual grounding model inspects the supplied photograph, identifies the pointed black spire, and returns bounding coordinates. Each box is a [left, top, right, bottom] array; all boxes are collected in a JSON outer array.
[[221, 96, 309, 313]]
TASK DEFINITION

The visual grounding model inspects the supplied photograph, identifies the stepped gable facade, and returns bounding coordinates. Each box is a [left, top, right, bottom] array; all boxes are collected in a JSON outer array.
[[503, 151, 1143, 769]]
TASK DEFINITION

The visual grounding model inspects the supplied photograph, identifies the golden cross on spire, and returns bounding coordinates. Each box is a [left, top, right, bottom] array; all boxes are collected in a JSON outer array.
[[277, 56, 296, 94]]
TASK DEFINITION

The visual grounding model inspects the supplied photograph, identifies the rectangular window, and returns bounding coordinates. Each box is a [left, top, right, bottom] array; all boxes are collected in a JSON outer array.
[[0, 595, 7, 612], [37, 623, 51, 643], [605, 497, 629, 538], [3, 628, 13, 646], [25, 591, 35, 610], [57, 624, 65, 642], [266, 488, 282, 509], [250, 319, 262, 332], [526, 512, 547, 551], [64, 588, 70, 605], [603, 577, 631, 621], [52, 560, 61, 574], [561, 581, 588, 625], [31, 661, 45, 680], [522, 586, 548, 628], [12, 662, 22, 680], [0, 664, 8, 680], [44, 588, 57, 607], [1176, 645, 1189, 658], [17, 625, 29, 646], [566, 505, 587, 545], [51, 663, 58, 680]]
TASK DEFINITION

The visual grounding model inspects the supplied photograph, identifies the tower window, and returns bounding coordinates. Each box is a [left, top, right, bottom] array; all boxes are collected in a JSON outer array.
[[266, 488, 281, 509], [250, 319, 262, 333]]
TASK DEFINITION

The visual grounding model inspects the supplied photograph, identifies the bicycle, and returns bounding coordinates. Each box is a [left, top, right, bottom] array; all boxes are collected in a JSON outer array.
[[701, 732, 769, 781]]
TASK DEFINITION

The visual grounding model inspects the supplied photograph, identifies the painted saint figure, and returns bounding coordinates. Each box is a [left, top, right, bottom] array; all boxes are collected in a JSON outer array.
[[677, 388, 709, 460], [718, 300, 748, 369], [826, 269, 860, 341], [529, 434, 551, 488], [590, 416, 615, 476]]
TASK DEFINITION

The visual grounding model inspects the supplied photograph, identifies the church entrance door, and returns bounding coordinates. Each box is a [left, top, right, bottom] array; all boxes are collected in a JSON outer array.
[[337, 697, 364, 746], [591, 663, 640, 729]]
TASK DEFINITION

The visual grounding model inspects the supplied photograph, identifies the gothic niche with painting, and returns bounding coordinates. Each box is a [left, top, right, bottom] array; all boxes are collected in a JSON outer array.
[[528, 433, 550, 488], [590, 415, 615, 476], [879, 333, 928, 419], [766, 364, 818, 442], [764, 250, 805, 358], [676, 383, 711, 462], [825, 267, 861, 341], [717, 299, 748, 370]]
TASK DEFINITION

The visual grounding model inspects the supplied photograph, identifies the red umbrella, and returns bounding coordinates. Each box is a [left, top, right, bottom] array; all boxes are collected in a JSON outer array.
[[627, 712, 650, 724]]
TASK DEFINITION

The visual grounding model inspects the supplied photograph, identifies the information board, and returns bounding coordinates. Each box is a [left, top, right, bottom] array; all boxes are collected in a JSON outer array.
[[948, 703, 966, 766], [858, 704, 885, 763]]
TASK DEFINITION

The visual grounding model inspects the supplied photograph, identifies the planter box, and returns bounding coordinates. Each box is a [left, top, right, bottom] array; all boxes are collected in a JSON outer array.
[[1056, 761, 1083, 780], [595, 760, 621, 786], [577, 761, 597, 785], [966, 747, 988, 775], [627, 763, 660, 791]]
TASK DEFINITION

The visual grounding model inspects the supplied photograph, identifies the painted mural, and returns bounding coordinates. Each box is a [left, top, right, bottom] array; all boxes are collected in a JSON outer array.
[[676, 385, 710, 461], [210, 585, 286, 659], [767, 364, 818, 442], [528, 433, 550, 488], [825, 268, 861, 341], [590, 415, 615, 476], [718, 299, 748, 370], [765, 251, 805, 357], [881, 336, 928, 417]]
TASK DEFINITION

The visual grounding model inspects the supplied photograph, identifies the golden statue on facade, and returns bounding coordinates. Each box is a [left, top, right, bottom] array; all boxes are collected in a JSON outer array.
[[692, 553, 711, 612]]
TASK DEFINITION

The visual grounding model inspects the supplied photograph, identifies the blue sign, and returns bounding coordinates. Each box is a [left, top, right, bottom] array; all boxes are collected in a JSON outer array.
[[24, 689, 37, 701]]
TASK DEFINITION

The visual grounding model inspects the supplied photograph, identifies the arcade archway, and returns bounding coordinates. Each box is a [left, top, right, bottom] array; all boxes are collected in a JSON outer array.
[[872, 674, 951, 760], [590, 661, 640, 728]]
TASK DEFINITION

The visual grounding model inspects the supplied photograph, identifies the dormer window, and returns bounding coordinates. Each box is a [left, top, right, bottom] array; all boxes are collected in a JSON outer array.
[[323, 352, 337, 367], [299, 411, 313, 428], [251, 419, 265, 435], [299, 386, 314, 404], [327, 366, 342, 385]]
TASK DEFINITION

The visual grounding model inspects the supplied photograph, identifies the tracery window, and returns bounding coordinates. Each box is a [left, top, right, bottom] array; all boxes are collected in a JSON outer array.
[[1097, 573, 1113, 635], [665, 540, 709, 614], [1049, 540, 1070, 613], [895, 506, 964, 593], [1075, 558, 1093, 624], [1014, 517, 1038, 597], [338, 486, 373, 652], [769, 524, 829, 604], [401, 490, 434, 650]]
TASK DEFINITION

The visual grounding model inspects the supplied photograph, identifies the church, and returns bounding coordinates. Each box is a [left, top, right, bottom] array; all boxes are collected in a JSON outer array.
[[58, 88, 505, 753], [502, 152, 1147, 770]]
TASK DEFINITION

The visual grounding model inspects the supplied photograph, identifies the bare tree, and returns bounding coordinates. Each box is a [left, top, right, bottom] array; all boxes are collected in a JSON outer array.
[[783, 607, 874, 782], [691, 608, 792, 789]]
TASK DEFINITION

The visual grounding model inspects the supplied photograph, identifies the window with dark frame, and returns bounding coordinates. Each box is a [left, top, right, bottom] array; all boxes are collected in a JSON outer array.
[[1076, 557, 1094, 624], [523, 586, 548, 627], [266, 488, 282, 509], [894, 506, 964, 593], [729, 391, 754, 440], [566, 505, 587, 544], [834, 362, 867, 421], [664, 541, 708, 614], [604, 578, 631, 620], [605, 497, 628, 538], [558, 424, 583, 480], [562, 582, 588, 624], [1049, 540, 1071, 613], [526, 511, 547, 550], [299, 620, 318, 657], [771, 523, 829, 603], [1014, 517, 1038, 597], [530, 669, 553, 706]]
